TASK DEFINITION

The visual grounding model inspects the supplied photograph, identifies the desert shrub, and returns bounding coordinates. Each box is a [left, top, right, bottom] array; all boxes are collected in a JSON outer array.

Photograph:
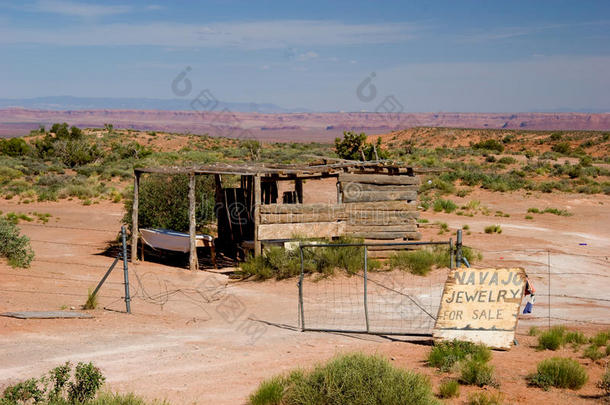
[[1, 362, 105, 405], [67, 363, 106, 403], [542, 208, 572, 216], [537, 326, 566, 350], [420, 178, 455, 195], [437, 379, 459, 399], [497, 156, 517, 164], [389, 246, 454, 275], [484, 225, 502, 234], [527, 357, 588, 390], [250, 353, 439, 405], [84, 288, 98, 310], [0, 166, 23, 185], [598, 366, 610, 395], [529, 326, 540, 336], [0, 217, 34, 268], [249, 376, 285, 405], [590, 331, 610, 347], [466, 392, 503, 405], [583, 344, 605, 361], [390, 250, 437, 275], [427, 340, 490, 372], [0, 138, 30, 157], [240, 237, 369, 280], [432, 198, 457, 213], [564, 331, 587, 346], [122, 174, 215, 234], [459, 358, 495, 387], [473, 139, 504, 153], [551, 142, 571, 155]]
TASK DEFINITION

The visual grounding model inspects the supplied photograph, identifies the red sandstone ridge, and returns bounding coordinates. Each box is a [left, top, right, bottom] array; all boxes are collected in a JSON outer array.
[[1, 108, 609, 140]]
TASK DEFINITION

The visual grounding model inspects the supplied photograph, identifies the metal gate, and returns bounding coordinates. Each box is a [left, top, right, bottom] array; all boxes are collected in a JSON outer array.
[[297, 240, 460, 336]]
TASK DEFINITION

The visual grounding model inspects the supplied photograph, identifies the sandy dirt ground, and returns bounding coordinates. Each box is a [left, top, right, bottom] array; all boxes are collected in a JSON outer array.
[[1, 187, 609, 404]]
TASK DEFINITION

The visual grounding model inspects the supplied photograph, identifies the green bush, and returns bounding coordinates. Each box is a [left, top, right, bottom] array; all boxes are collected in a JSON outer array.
[[1, 362, 105, 404], [537, 326, 566, 350], [0, 138, 30, 157], [458, 358, 495, 387], [497, 156, 517, 164], [239, 237, 371, 280], [0, 217, 34, 268], [484, 225, 502, 234], [249, 353, 439, 405], [334, 131, 388, 161], [427, 340, 491, 372], [389, 247, 453, 276], [564, 331, 588, 346], [527, 357, 588, 390], [583, 344, 605, 361], [551, 142, 571, 155], [432, 198, 457, 213], [437, 379, 459, 399], [590, 331, 610, 347], [466, 392, 503, 405], [249, 376, 285, 405], [473, 139, 504, 153]]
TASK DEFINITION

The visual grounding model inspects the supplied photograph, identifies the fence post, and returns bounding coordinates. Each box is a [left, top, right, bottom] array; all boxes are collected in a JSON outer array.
[[121, 226, 131, 314], [363, 245, 370, 333], [449, 238, 454, 269], [547, 250, 551, 330], [456, 229, 463, 267], [298, 246, 305, 331]]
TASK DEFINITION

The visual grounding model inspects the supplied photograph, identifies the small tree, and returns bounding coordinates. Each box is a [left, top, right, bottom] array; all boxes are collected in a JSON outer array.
[[334, 131, 389, 161], [241, 139, 261, 160]]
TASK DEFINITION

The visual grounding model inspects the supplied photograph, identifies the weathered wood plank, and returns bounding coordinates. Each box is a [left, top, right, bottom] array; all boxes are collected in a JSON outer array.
[[345, 224, 418, 233], [433, 268, 526, 349], [188, 172, 198, 270], [259, 203, 346, 215], [261, 212, 338, 224], [342, 190, 417, 203], [339, 173, 420, 185], [343, 183, 419, 192], [254, 174, 262, 256], [344, 201, 417, 211], [349, 231, 422, 240], [258, 222, 345, 240], [131, 172, 139, 262], [347, 211, 419, 225]]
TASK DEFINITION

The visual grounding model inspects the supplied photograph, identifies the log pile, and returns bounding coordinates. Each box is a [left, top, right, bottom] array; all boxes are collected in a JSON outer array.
[[259, 171, 421, 241]]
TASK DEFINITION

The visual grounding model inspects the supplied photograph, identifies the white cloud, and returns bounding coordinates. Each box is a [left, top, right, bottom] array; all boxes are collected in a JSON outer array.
[[0, 20, 418, 49], [296, 51, 318, 61], [30, 0, 131, 17]]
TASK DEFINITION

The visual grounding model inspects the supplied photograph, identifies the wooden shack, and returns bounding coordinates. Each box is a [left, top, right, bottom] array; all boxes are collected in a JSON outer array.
[[132, 161, 420, 269]]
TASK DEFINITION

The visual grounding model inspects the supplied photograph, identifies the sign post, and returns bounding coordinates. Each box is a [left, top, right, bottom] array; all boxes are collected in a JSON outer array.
[[433, 267, 526, 349]]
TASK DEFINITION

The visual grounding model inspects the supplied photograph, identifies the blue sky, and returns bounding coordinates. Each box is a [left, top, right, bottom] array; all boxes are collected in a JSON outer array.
[[1, 0, 609, 112]]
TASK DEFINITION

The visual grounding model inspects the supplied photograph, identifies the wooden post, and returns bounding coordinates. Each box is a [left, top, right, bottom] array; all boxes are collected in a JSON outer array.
[[253, 174, 262, 256], [131, 171, 140, 262], [188, 172, 198, 270], [336, 180, 342, 204], [295, 179, 303, 203]]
